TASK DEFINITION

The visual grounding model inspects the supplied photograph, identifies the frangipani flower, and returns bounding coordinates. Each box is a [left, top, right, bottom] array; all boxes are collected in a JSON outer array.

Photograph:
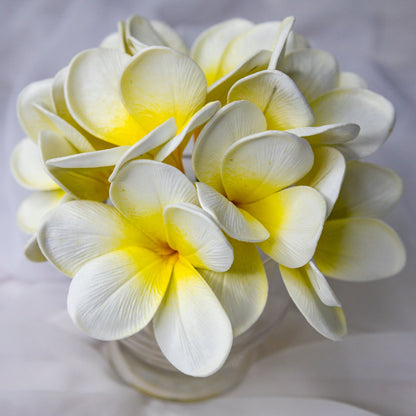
[[191, 17, 310, 103], [11, 76, 128, 262], [279, 161, 406, 340], [101, 14, 188, 56], [38, 160, 240, 377], [65, 45, 219, 170], [193, 100, 327, 269], [229, 43, 395, 160]]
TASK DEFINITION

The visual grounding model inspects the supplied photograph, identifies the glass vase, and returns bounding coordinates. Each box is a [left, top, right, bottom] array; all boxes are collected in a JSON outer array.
[[106, 258, 290, 401]]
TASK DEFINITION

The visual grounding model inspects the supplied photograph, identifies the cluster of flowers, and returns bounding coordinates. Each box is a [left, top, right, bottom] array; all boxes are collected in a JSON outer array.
[[11, 16, 405, 377]]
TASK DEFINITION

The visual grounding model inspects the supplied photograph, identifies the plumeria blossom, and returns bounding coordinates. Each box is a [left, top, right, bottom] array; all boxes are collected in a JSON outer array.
[[65, 45, 220, 171], [38, 160, 237, 377], [193, 100, 327, 269], [191, 17, 310, 104], [279, 161, 406, 340]]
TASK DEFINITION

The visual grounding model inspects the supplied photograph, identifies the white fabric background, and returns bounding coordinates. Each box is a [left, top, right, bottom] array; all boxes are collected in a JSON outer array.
[[1, 0, 415, 414]]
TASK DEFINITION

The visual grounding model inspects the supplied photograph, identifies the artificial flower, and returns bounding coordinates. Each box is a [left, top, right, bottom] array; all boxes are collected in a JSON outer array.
[[193, 100, 327, 268], [38, 160, 237, 377], [279, 161, 406, 340]]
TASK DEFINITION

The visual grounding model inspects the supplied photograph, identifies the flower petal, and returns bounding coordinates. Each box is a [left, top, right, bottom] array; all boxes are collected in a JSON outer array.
[[45, 146, 128, 201], [196, 182, 269, 242], [67, 247, 174, 341], [150, 20, 189, 55], [228, 70, 315, 130], [199, 239, 268, 336], [126, 15, 165, 50], [11, 138, 59, 190], [296, 146, 346, 217], [110, 160, 197, 243], [109, 118, 177, 182], [154, 101, 220, 163], [191, 18, 254, 86], [337, 72, 367, 89], [164, 203, 233, 272], [280, 49, 339, 102], [153, 258, 233, 377], [38, 200, 154, 277], [120, 46, 207, 133], [193, 100, 267, 194], [268, 16, 295, 70], [280, 263, 346, 340], [35, 104, 95, 152], [24, 235, 47, 263], [17, 79, 59, 141], [285, 32, 310, 54], [311, 89, 395, 159], [66, 48, 147, 145], [221, 131, 314, 204], [330, 161, 403, 220], [219, 21, 281, 77], [17, 189, 65, 234], [315, 218, 406, 281], [100, 32, 124, 50], [206, 50, 271, 104], [286, 123, 360, 146], [242, 186, 326, 268]]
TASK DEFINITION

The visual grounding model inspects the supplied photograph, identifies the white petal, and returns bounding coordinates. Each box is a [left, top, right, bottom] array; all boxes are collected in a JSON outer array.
[[196, 182, 269, 242], [311, 89, 395, 159], [17, 189, 65, 234], [35, 104, 95, 152], [285, 32, 310, 54], [268, 16, 295, 70], [154, 101, 220, 163], [38, 200, 154, 277], [67, 248, 174, 340], [296, 146, 346, 217], [287, 123, 360, 146], [191, 18, 254, 86], [221, 131, 314, 204], [206, 50, 271, 104], [109, 118, 177, 182], [120, 46, 206, 133], [219, 21, 282, 76], [110, 160, 197, 243], [193, 100, 267, 194], [17, 79, 59, 141], [228, 70, 315, 130], [280, 264, 346, 340], [151, 20, 189, 55], [45, 147, 128, 201], [337, 72, 367, 89], [100, 32, 124, 50], [126, 15, 165, 49], [153, 258, 233, 377], [164, 203, 233, 272], [315, 218, 406, 281], [24, 235, 47, 263], [331, 161, 403, 220], [199, 240, 268, 336], [66, 48, 147, 146], [280, 49, 339, 102], [243, 186, 327, 268], [11, 138, 59, 190]]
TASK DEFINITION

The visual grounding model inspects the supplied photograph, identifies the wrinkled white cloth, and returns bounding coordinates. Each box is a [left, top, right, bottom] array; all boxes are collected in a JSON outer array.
[[1, 0, 415, 415]]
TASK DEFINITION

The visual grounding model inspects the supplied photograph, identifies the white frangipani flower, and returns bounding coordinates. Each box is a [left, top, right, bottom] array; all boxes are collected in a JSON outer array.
[[38, 160, 238, 377], [193, 100, 327, 269], [279, 161, 406, 340], [65, 45, 220, 171]]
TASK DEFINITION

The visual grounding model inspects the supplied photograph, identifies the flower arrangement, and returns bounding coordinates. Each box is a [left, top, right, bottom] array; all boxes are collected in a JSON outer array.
[[11, 15, 406, 378]]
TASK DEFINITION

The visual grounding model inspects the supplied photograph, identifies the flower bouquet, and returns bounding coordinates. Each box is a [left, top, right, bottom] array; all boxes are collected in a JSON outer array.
[[11, 14, 405, 398]]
